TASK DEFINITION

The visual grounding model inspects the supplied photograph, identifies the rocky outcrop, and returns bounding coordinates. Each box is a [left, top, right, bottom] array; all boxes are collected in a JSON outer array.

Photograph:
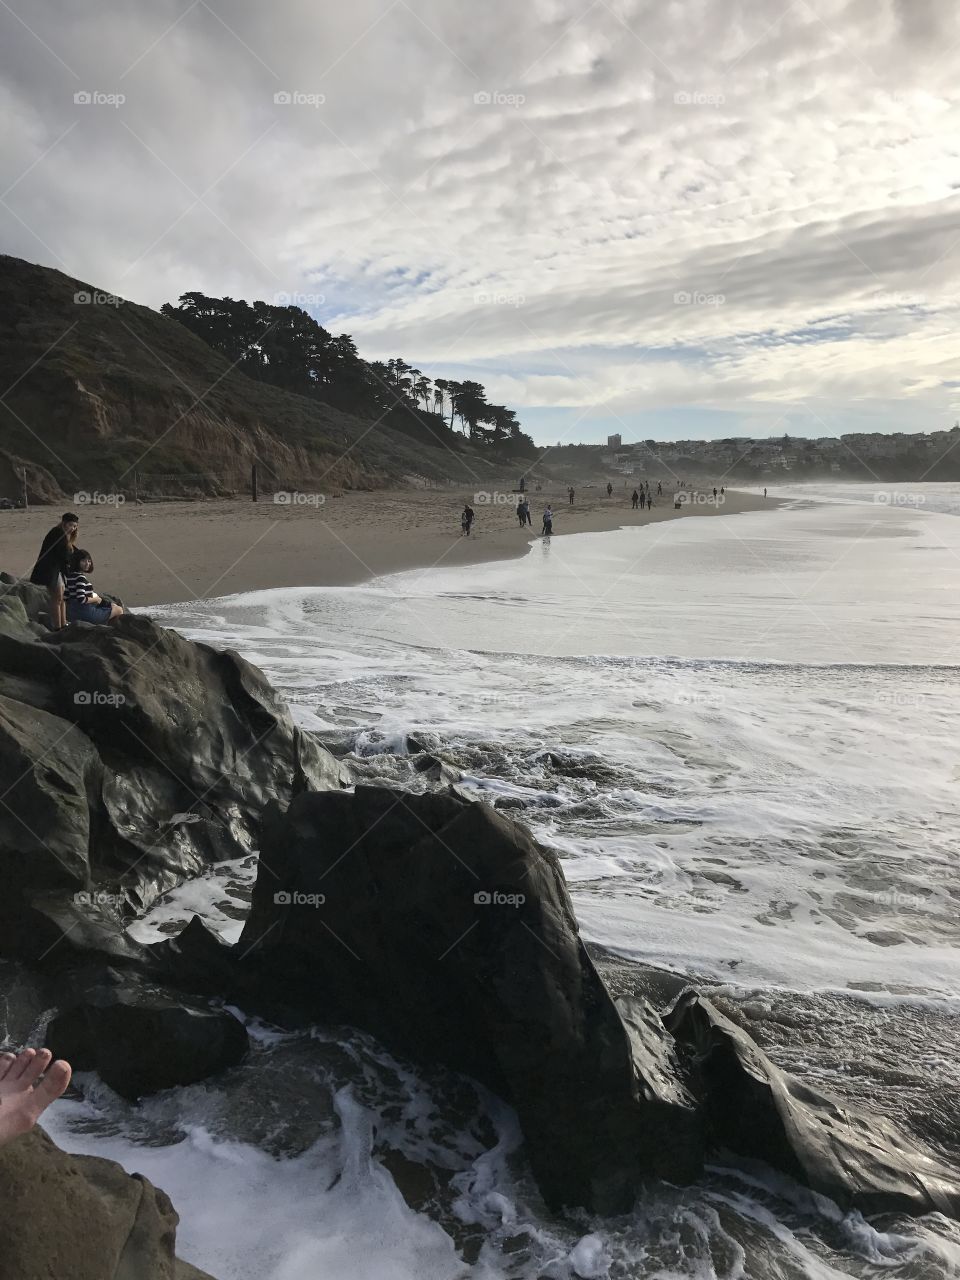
[[230, 784, 960, 1219], [235, 784, 703, 1212], [664, 991, 960, 1219], [47, 974, 248, 1100], [0, 1128, 216, 1280], [0, 574, 348, 963]]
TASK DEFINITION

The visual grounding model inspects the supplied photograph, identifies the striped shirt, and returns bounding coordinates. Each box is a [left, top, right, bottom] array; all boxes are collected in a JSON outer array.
[[64, 571, 95, 603]]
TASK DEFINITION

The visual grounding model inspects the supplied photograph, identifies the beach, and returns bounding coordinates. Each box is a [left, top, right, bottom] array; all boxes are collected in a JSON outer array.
[[0, 485, 771, 608]]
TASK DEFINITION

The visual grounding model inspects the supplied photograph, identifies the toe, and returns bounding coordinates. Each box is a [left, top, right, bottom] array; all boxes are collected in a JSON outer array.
[[10, 1048, 37, 1080]]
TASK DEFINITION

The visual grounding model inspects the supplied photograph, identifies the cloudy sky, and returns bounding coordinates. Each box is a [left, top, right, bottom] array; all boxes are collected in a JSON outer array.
[[2, 0, 959, 445]]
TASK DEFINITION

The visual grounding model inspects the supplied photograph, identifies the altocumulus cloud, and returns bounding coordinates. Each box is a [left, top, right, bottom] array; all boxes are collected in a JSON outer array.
[[1, 0, 960, 441]]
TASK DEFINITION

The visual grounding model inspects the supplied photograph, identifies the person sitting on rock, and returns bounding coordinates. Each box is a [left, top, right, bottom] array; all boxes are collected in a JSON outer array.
[[65, 549, 123, 623], [0, 1049, 72, 1148]]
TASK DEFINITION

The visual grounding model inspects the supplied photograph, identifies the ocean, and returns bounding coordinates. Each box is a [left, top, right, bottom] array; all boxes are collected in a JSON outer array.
[[44, 483, 960, 1279]]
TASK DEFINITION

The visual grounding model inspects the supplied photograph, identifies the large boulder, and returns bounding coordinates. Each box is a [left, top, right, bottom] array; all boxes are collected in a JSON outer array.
[[664, 991, 960, 1218], [47, 974, 249, 1100], [0, 578, 349, 964], [0, 1128, 216, 1279], [236, 785, 704, 1213]]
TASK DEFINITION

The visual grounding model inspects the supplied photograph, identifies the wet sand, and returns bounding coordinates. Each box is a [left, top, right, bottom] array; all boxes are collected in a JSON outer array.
[[1, 485, 777, 608]]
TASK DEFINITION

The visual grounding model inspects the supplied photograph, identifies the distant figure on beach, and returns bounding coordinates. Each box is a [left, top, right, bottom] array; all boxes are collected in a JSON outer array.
[[657, 482, 662, 495], [720, 486, 725, 497], [763, 487, 767, 499], [713, 487, 718, 500], [568, 486, 575, 505], [542, 505, 553, 537], [516, 498, 526, 527], [65, 550, 123, 623], [631, 489, 639, 509], [606, 482, 613, 498], [29, 511, 79, 630], [518, 476, 525, 493], [639, 489, 646, 510], [461, 503, 475, 536], [647, 493, 654, 509]]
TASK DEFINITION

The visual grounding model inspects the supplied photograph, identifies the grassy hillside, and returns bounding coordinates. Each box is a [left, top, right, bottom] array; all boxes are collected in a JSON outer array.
[[0, 256, 512, 502]]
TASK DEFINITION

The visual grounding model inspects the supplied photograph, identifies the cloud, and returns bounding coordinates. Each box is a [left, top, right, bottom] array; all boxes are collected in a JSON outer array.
[[2, 0, 959, 441]]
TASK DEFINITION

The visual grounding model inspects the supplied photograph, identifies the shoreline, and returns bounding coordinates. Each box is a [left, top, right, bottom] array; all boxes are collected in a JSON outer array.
[[1, 486, 781, 608]]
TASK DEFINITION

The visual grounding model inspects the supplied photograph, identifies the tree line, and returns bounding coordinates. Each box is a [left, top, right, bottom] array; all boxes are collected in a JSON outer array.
[[161, 294, 535, 455]]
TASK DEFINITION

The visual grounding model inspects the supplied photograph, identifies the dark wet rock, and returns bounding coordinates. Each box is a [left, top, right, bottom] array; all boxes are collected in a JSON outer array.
[[0, 1127, 216, 1279], [0, 579, 349, 964], [411, 752, 461, 787], [235, 784, 704, 1213], [47, 973, 248, 1099], [664, 990, 960, 1218]]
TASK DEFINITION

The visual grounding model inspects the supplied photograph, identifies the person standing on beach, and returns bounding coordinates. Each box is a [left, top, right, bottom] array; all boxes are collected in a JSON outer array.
[[542, 505, 553, 537], [640, 488, 646, 510], [763, 487, 767, 499], [606, 482, 613, 498], [713, 487, 718, 501], [29, 511, 79, 630], [568, 486, 575, 505], [631, 489, 639, 509], [516, 498, 526, 528], [657, 482, 662, 496], [461, 503, 475, 536]]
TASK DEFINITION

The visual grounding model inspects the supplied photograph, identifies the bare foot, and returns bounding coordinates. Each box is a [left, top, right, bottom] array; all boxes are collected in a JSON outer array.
[[0, 1049, 72, 1146]]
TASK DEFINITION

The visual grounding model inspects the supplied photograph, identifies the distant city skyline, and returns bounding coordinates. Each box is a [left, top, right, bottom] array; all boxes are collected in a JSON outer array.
[[3, 1, 960, 446]]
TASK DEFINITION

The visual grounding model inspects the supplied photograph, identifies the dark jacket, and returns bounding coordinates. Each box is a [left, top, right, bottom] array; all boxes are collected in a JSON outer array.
[[30, 526, 71, 586]]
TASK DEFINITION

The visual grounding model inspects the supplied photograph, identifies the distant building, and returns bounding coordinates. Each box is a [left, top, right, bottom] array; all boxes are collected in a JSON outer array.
[[607, 433, 622, 449]]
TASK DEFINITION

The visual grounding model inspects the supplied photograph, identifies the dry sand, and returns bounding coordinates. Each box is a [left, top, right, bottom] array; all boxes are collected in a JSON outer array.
[[1, 484, 776, 608]]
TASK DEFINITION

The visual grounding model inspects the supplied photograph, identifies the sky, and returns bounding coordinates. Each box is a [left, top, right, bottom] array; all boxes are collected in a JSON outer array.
[[2, 0, 960, 446]]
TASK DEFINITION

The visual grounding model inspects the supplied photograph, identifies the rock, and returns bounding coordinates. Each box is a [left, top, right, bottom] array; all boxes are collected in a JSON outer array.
[[0, 695, 98, 896], [0, 582, 349, 964], [0, 1127, 216, 1279], [236, 785, 704, 1212], [664, 991, 960, 1218], [47, 975, 249, 1099]]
